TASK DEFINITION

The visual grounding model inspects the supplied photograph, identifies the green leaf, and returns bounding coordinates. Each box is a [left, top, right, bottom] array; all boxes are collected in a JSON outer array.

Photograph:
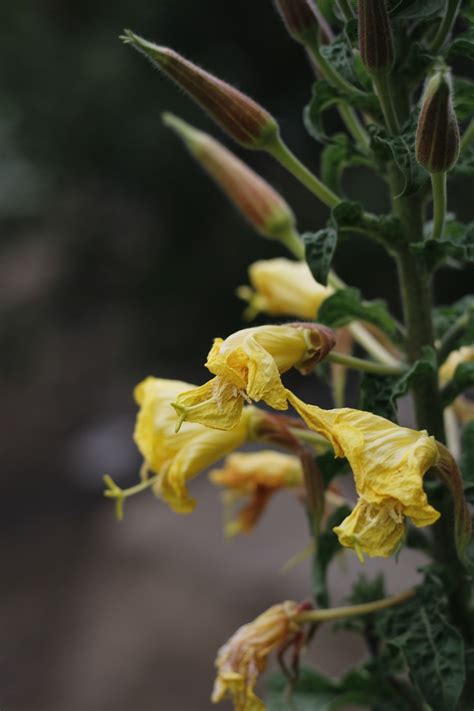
[[319, 32, 357, 84], [449, 28, 474, 62], [442, 361, 474, 406], [462, 0, 474, 22], [312, 505, 351, 608], [368, 121, 428, 197], [304, 81, 379, 144], [317, 287, 402, 340], [303, 228, 337, 287], [461, 421, 474, 505], [411, 220, 474, 271], [399, 42, 437, 83], [433, 295, 474, 349], [358, 348, 437, 424], [388, 0, 445, 18], [320, 134, 372, 194], [453, 77, 474, 122], [376, 572, 466, 711], [453, 142, 474, 177]]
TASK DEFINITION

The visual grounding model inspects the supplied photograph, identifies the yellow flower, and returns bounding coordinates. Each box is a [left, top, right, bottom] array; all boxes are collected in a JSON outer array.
[[209, 450, 303, 536], [173, 324, 335, 431], [286, 391, 440, 559], [439, 345, 474, 386], [237, 258, 333, 321], [134, 377, 254, 513], [212, 601, 301, 711]]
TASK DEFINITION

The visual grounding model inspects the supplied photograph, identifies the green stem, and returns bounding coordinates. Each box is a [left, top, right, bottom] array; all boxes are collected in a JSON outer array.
[[430, 172, 447, 240], [337, 0, 355, 20], [268, 137, 341, 209], [327, 350, 406, 375], [372, 73, 400, 136], [288, 426, 331, 449], [280, 228, 305, 260], [428, 0, 462, 54], [296, 588, 416, 623], [338, 103, 371, 151], [347, 321, 403, 367]]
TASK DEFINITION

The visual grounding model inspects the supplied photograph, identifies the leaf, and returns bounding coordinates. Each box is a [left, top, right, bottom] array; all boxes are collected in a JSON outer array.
[[320, 134, 372, 194], [358, 348, 437, 424], [433, 295, 474, 349], [317, 287, 402, 340], [266, 667, 377, 711], [316, 450, 349, 487], [442, 361, 474, 406], [303, 228, 337, 287], [376, 572, 466, 711], [319, 32, 357, 84], [461, 421, 474, 505], [388, 0, 445, 19], [368, 121, 428, 197], [453, 142, 474, 177], [304, 81, 379, 144], [453, 77, 474, 122], [449, 28, 474, 62], [462, 0, 474, 22], [312, 505, 351, 608], [411, 220, 474, 271], [400, 42, 437, 83]]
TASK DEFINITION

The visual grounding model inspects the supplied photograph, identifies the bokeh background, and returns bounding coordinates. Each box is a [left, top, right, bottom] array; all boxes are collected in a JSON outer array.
[[1, 2, 472, 710]]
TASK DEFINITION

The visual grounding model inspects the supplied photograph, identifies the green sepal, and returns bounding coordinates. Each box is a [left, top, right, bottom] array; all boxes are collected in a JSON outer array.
[[376, 570, 466, 711], [317, 287, 403, 341], [369, 120, 428, 197], [303, 228, 337, 286]]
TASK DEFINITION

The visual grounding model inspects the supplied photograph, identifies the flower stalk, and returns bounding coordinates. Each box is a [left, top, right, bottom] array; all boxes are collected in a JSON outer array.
[[296, 588, 416, 623]]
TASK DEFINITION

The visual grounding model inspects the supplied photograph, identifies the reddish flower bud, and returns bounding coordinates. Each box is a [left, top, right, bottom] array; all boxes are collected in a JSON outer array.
[[274, 0, 320, 44], [415, 70, 460, 174], [122, 30, 279, 150], [163, 113, 296, 241], [358, 0, 394, 74]]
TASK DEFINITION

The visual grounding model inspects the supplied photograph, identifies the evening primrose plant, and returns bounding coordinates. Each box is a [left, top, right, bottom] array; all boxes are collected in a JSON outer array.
[[105, 1, 474, 708]]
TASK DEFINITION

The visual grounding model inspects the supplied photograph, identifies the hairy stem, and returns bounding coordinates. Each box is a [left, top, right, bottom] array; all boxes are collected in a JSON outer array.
[[372, 73, 400, 136]]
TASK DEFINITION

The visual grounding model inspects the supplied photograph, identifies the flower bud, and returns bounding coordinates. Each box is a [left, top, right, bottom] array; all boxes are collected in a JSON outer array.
[[358, 0, 394, 74], [163, 114, 296, 241], [415, 70, 460, 174], [122, 30, 279, 150], [274, 0, 319, 45]]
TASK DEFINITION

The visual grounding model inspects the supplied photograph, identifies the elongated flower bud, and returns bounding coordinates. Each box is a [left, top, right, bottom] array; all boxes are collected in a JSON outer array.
[[415, 70, 460, 174], [122, 30, 279, 150], [163, 113, 296, 241], [358, 0, 394, 74], [274, 0, 320, 44]]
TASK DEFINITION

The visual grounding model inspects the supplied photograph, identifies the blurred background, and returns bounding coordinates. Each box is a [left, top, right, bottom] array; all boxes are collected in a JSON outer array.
[[0, 2, 472, 710]]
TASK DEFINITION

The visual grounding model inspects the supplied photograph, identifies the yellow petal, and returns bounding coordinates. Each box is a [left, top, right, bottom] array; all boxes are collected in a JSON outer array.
[[334, 498, 405, 558], [173, 377, 244, 431]]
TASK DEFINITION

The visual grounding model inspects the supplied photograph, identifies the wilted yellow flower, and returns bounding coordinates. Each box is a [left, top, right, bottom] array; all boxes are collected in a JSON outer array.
[[134, 377, 255, 513], [439, 345, 474, 385], [237, 258, 333, 321], [212, 601, 301, 711], [173, 324, 335, 431], [286, 391, 440, 559], [210, 450, 303, 536]]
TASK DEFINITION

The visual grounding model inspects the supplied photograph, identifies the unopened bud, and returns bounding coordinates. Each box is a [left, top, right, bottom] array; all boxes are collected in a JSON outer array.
[[415, 70, 460, 174], [358, 0, 394, 74], [122, 30, 279, 150], [274, 0, 319, 44], [163, 113, 296, 241]]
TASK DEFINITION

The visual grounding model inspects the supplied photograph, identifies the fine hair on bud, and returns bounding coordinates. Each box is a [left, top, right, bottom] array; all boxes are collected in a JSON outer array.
[[415, 70, 460, 174], [358, 0, 394, 74]]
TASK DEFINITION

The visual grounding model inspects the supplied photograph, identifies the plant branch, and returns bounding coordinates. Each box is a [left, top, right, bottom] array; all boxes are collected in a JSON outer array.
[[296, 588, 416, 623], [372, 73, 400, 136], [428, 0, 462, 54], [327, 350, 406, 375]]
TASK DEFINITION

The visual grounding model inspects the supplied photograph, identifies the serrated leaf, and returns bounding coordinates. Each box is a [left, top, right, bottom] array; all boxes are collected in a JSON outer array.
[[320, 134, 372, 193], [376, 573, 466, 711], [319, 32, 357, 84], [461, 421, 474, 505], [303, 229, 337, 287], [369, 121, 428, 196], [411, 220, 474, 270], [442, 361, 474, 405], [266, 667, 376, 711], [389, 0, 445, 18], [313, 505, 351, 608], [317, 287, 402, 340]]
